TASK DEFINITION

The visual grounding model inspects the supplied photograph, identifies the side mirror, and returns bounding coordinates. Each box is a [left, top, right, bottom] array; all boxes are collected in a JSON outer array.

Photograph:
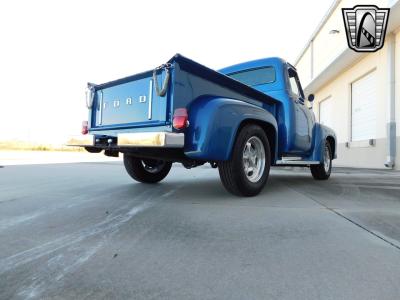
[[308, 94, 315, 109]]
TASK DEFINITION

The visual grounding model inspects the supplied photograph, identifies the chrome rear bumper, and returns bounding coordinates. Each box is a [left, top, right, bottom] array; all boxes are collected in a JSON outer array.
[[117, 132, 184, 147], [66, 134, 95, 146], [66, 132, 184, 148]]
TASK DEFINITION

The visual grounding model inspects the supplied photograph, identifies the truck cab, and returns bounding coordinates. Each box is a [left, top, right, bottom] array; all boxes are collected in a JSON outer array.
[[68, 54, 336, 197], [220, 57, 323, 158]]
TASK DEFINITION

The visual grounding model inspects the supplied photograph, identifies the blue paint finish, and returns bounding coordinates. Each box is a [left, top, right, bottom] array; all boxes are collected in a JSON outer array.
[[298, 124, 337, 163], [184, 96, 277, 161], [91, 71, 170, 129], [86, 54, 337, 164], [221, 58, 318, 156]]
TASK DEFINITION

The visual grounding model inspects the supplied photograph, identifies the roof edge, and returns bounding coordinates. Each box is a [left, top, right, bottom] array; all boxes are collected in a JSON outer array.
[[294, 0, 341, 66]]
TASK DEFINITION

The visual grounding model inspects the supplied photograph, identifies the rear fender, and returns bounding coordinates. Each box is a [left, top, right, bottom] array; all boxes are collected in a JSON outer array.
[[184, 96, 277, 161]]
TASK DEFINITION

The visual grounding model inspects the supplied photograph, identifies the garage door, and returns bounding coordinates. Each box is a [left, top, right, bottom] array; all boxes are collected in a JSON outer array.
[[351, 71, 377, 141], [319, 97, 333, 129]]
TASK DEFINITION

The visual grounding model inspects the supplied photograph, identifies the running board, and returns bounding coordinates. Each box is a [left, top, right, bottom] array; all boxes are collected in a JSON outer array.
[[275, 159, 320, 165]]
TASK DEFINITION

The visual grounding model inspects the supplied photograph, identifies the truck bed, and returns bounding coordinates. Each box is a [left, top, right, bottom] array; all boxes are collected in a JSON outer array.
[[89, 54, 279, 136]]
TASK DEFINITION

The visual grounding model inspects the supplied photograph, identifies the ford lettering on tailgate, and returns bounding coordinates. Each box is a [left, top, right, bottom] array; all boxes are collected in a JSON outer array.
[[94, 77, 167, 127]]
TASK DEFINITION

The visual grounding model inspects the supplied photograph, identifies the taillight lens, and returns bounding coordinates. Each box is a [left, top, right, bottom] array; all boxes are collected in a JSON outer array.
[[173, 108, 189, 130], [81, 121, 89, 135]]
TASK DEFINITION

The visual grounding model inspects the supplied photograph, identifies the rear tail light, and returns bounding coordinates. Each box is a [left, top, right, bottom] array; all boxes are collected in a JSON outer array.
[[173, 108, 189, 130], [81, 121, 89, 135]]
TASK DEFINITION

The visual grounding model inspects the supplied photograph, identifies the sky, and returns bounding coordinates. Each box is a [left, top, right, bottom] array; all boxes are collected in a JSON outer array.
[[0, 0, 333, 144]]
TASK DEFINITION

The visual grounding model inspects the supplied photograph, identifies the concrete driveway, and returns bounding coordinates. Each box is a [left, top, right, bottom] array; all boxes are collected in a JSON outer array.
[[0, 163, 399, 299]]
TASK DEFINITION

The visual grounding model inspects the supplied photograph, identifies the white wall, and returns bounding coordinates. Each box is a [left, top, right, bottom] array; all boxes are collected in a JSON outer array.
[[295, 0, 399, 169], [296, 46, 312, 87], [297, 0, 394, 84], [312, 35, 396, 168]]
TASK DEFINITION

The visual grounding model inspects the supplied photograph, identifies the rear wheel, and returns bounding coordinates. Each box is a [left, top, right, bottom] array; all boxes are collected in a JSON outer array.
[[218, 124, 271, 197], [310, 141, 332, 180], [123, 155, 172, 183]]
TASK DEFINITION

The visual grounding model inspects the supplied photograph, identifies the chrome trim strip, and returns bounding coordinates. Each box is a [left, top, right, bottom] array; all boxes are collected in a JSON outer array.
[[275, 160, 320, 165], [99, 91, 103, 125], [148, 79, 153, 120], [66, 134, 95, 146], [118, 132, 184, 148], [281, 156, 303, 161]]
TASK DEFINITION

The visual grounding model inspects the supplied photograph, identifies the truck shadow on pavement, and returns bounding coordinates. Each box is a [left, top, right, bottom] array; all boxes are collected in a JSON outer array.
[[121, 174, 317, 201], [118, 166, 400, 202]]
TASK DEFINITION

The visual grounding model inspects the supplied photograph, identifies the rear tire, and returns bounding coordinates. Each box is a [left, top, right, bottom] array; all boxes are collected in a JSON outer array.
[[218, 124, 271, 197], [123, 154, 172, 183], [311, 141, 332, 180]]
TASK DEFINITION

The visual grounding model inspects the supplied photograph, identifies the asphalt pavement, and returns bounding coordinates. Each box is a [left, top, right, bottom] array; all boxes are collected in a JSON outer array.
[[1, 162, 400, 299]]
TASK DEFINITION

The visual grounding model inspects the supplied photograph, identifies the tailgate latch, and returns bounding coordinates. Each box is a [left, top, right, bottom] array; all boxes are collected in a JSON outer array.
[[153, 63, 172, 97]]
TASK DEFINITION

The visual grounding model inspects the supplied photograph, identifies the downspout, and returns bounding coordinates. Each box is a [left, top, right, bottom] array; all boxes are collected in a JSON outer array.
[[385, 33, 396, 168]]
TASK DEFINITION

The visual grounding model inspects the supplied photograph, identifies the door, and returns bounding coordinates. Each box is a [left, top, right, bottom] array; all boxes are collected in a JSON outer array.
[[351, 71, 377, 141], [287, 67, 314, 153]]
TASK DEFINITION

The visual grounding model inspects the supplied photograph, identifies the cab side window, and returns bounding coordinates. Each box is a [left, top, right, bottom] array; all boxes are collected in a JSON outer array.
[[288, 67, 305, 101], [289, 75, 299, 98]]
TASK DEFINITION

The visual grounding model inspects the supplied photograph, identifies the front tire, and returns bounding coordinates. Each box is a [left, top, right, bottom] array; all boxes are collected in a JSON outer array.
[[218, 124, 271, 197], [310, 141, 332, 180], [123, 155, 172, 183]]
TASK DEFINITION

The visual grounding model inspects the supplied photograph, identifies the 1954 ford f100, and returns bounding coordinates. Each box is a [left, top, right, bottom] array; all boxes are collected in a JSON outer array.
[[68, 54, 337, 196]]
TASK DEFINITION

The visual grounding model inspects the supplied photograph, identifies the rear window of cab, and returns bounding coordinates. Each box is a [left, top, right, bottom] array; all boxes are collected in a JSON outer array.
[[227, 66, 276, 87]]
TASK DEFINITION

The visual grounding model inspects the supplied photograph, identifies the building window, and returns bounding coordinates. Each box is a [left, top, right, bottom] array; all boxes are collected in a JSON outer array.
[[351, 71, 377, 141]]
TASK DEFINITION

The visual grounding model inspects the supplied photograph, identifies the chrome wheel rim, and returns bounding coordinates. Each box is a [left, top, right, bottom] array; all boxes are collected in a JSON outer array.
[[242, 136, 265, 183], [324, 146, 331, 173], [142, 160, 165, 173]]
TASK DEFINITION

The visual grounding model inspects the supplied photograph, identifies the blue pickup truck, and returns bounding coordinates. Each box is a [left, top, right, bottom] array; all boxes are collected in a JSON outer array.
[[68, 54, 336, 196]]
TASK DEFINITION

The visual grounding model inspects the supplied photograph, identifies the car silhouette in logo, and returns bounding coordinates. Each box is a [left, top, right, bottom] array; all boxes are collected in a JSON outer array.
[[342, 5, 390, 52]]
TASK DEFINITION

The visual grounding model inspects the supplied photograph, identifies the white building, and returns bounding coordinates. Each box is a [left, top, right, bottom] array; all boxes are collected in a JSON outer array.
[[295, 0, 400, 169]]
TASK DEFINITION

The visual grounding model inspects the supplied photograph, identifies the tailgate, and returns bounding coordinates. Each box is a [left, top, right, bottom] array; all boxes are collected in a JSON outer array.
[[91, 70, 170, 130]]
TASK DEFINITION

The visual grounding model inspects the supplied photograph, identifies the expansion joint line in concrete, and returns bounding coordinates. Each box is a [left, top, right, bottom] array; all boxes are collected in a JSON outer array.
[[288, 186, 400, 252]]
